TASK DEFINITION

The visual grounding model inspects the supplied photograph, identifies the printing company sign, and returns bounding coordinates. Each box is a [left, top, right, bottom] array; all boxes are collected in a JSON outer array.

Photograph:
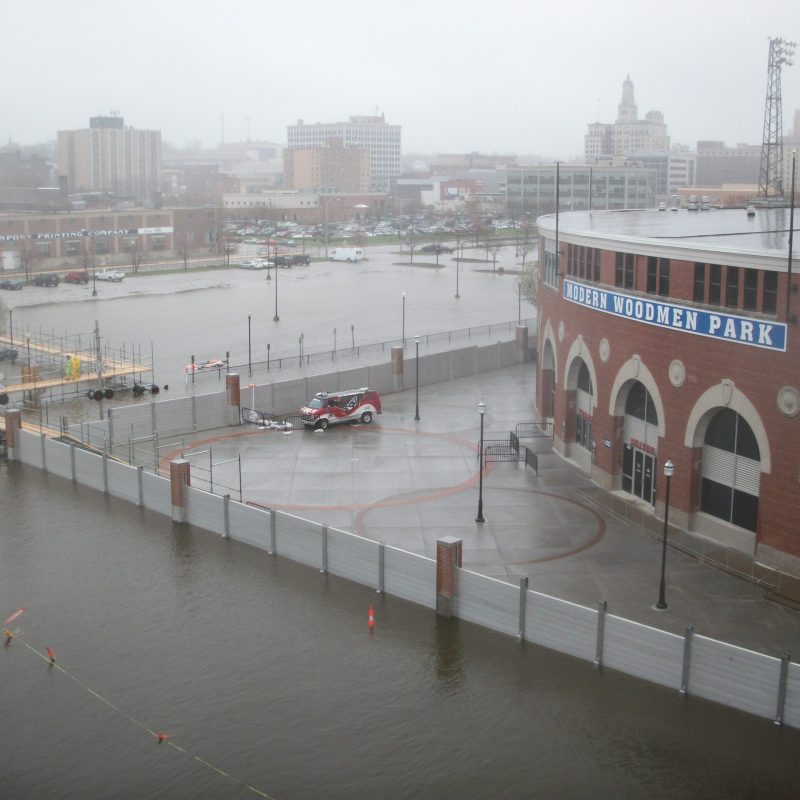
[[0, 227, 173, 242], [563, 279, 786, 352]]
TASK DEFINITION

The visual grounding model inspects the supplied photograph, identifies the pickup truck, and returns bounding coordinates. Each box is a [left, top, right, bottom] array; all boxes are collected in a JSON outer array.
[[95, 268, 125, 282]]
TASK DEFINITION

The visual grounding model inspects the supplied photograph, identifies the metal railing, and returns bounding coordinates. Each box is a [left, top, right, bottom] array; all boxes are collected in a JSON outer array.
[[187, 317, 536, 383], [481, 421, 553, 475]]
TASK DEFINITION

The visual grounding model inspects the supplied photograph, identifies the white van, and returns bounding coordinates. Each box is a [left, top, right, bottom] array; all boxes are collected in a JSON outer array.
[[329, 247, 363, 262]]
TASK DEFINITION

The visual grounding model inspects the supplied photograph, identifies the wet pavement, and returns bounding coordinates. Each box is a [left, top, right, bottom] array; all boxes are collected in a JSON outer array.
[[170, 361, 800, 660]]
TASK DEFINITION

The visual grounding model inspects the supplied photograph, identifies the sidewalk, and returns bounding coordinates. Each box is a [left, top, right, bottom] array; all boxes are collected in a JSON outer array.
[[176, 361, 800, 660]]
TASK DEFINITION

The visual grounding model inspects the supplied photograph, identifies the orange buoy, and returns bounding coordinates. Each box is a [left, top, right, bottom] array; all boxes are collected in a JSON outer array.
[[368, 605, 375, 630]]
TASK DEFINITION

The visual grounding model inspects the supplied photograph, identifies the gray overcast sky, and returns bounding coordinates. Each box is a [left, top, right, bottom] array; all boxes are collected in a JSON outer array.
[[5, 0, 799, 159]]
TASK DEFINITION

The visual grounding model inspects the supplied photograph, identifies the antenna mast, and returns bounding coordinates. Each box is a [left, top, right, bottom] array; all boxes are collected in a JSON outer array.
[[759, 37, 796, 200]]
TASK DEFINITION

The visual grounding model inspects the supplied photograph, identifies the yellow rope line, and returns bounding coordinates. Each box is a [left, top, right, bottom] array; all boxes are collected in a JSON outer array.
[[9, 634, 275, 799]]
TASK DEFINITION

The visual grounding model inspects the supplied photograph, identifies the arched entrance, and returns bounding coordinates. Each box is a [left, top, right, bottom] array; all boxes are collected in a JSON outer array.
[[621, 381, 659, 505], [700, 409, 760, 532]]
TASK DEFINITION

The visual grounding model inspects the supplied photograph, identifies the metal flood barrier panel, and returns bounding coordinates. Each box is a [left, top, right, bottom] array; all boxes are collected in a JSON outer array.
[[525, 591, 599, 663], [454, 568, 521, 638], [108, 403, 154, 446], [333, 366, 372, 393], [271, 379, 308, 416], [228, 501, 272, 550], [326, 527, 382, 588], [106, 458, 141, 505], [185, 486, 226, 536], [602, 614, 684, 690], [195, 393, 235, 432], [273, 510, 324, 570], [150, 397, 194, 438], [383, 547, 437, 610], [689, 635, 786, 719], [44, 437, 72, 480], [74, 448, 105, 493], [140, 470, 171, 516]]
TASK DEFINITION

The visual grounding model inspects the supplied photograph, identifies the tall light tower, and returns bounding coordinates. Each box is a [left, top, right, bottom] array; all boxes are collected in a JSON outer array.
[[759, 37, 796, 201]]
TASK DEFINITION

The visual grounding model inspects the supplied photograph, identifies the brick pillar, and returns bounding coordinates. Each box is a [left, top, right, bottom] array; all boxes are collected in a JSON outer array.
[[226, 373, 240, 406], [391, 345, 404, 392], [515, 325, 528, 362], [170, 458, 191, 523], [436, 536, 463, 617], [4, 409, 22, 460]]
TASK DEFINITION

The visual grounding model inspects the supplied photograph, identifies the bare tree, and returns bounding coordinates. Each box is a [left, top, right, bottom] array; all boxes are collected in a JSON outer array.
[[406, 231, 417, 264], [518, 262, 539, 307], [517, 226, 536, 270], [488, 242, 503, 272], [125, 237, 144, 273], [19, 241, 38, 283], [176, 232, 190, 270]]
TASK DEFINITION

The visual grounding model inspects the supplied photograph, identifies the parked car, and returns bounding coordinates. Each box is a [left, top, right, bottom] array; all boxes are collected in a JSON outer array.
[[0, 278, 23, 290], [300, 388, 382, 430], [420, 244, 454, 254], [95, 268, 125, 282], [31, 273, 60, 286], [64, 270, 90, 284], [274, 254, 311, 267], [238, 259, 271, 270]]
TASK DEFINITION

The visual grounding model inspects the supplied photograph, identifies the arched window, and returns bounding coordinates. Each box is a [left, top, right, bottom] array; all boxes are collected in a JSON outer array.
[[625, 382, 658, 425], [701, 409, 760, 532], [575, 361, 593, 451]]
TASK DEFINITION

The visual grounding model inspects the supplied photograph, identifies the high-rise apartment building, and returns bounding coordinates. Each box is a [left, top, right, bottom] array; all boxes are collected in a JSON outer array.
[[585, 77, 670, 162], [286, 114, 400, 192], [57, 114, 162, 203]]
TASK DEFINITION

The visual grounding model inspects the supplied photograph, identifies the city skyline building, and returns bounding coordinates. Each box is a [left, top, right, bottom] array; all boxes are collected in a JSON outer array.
[[286, 114, 400, 193], [585, 76, 670, 163], [505, 163, 658, 216], [57, 114, 162, 204], [284, 137, 370, 194]]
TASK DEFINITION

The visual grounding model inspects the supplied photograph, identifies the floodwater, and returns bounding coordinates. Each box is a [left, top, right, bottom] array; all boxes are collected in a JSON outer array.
[[1, 462, 799, 800], [4, 247, 533, 394]]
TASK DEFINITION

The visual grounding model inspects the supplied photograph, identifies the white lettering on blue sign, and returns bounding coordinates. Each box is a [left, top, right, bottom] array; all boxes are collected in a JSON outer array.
[[563, 279, 786, 352]]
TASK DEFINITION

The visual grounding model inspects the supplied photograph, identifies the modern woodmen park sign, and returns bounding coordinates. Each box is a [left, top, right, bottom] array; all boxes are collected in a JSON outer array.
[[563, 279, 787, 352]]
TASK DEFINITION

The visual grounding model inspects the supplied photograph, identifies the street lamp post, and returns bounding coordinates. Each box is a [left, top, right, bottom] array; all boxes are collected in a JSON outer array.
[[518, 280, 521, 324], [414, 334, 420, 421], [273, 250, 280, 322], [455, 258, 460, 299], [247, 313, 252, 375], [91, 235, 97, 297], [401, 292, 406, 348], [475, 400, 486, 523], [655, 460, 675, 610]]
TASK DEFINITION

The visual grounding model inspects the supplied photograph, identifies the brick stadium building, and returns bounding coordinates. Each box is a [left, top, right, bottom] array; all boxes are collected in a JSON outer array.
[[536, 207, 800, 586]]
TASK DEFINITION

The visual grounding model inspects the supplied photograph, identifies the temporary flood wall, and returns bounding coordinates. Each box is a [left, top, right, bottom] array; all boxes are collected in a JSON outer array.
[[9, 424, 800, 732], [67, 338, 522, 453]]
